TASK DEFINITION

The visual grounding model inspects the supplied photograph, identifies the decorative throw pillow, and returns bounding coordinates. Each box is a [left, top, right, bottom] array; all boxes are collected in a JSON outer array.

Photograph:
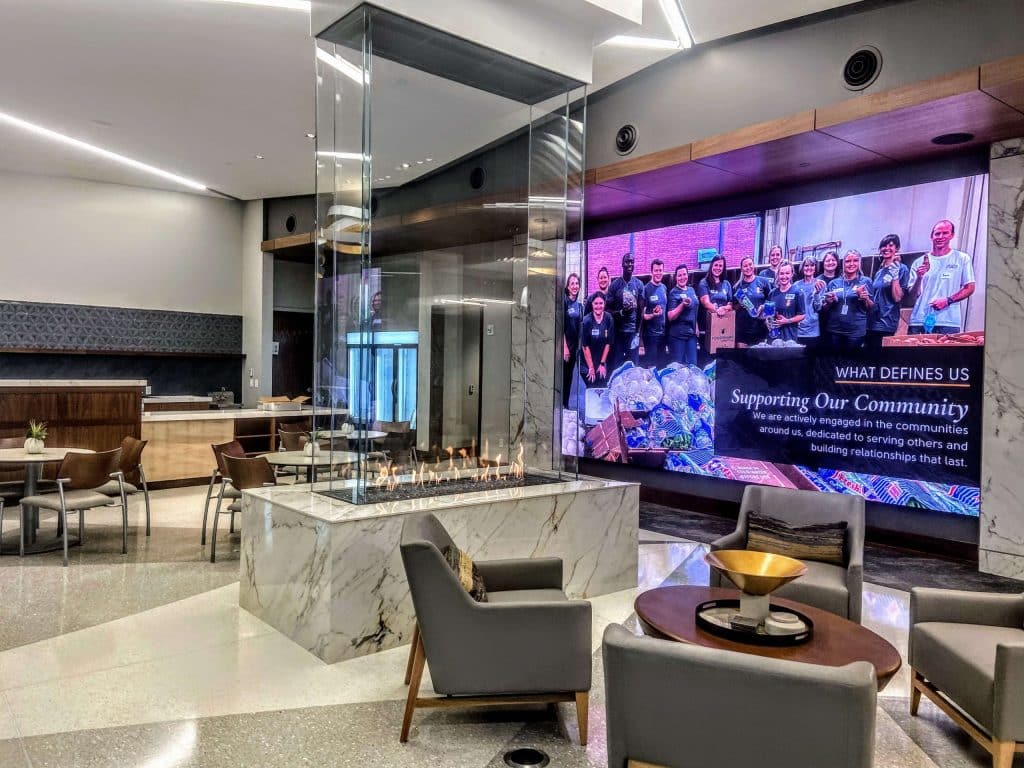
[[747, 512, 847, 566], [441, 544, 488, 602]]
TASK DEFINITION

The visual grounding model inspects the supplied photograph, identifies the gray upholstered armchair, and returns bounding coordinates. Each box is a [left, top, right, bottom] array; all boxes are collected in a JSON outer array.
[[709, 485, 864, 623], [909, 588, 1024, 768], [399, 512, 592, 744], [603, 623, 876, 768]]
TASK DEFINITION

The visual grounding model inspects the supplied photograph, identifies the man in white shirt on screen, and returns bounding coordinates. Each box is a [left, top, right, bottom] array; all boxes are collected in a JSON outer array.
[[906, 219, 976, 335]]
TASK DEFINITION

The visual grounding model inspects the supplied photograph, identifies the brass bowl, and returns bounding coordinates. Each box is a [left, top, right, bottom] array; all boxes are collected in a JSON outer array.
[[705, 550, 807, 596]]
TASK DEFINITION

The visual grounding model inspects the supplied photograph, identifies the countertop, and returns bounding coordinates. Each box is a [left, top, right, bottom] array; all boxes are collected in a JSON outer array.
[[143, 395, 213, 404], [0, 379, 147, 388], [143, 407, 315, 422]]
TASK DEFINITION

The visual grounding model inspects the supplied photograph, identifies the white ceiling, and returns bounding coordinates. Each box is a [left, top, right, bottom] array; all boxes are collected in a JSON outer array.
[[0, 0, 864, 201]]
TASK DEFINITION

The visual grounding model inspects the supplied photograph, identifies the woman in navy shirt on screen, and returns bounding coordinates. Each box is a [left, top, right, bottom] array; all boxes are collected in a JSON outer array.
[[698, 254, 734, 316], [733, 256, 772, 347], [793, 255, 825, 346], [562, 273, 583, 408], [765, 262, 806, 342], [820, 249, 875, 349], [580, 293, 614, 388], [866, 233, 910, 349], [666, 264, 699, 365]]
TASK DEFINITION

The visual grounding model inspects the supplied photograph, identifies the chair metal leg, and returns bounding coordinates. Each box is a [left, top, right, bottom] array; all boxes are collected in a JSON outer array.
[[210, 483, 226, 563], [201, 469, 217, 546], [575, 691, 589, 746], [0, 499, 4, 555], [60, 505, 69, 567], [229, 509, 235, 534], [140, 465, 151, 536], [119, 484, 129, 555], [78, 508, 85, 543], [400, 633, 425, 742]]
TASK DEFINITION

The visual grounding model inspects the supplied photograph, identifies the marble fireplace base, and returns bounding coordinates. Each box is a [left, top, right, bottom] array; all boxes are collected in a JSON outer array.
[[240, 474, 638, 664]]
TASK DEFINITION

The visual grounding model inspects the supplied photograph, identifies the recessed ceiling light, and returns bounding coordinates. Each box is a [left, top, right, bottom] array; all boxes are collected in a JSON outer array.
[[196, 0, 310, 11], [416, 160, 424, 164], [254, 154, 264, 159], [306, 132, 315, 139], [0, 109, 207, 191], [603, 0, 692, 50], [400, 162, 410, 169], [931, 132, 974, 146], [425, 158, 433, 162], [385, 175, 391, 179]]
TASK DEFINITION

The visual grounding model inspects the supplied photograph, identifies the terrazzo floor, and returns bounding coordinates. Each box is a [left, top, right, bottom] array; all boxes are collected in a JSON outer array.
[[0, 487, 1018, 767]]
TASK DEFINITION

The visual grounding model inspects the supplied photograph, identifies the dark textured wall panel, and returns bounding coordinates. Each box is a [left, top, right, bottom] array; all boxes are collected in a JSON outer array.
[[0, 301, 242, 355], [0, 353, 243, 398]]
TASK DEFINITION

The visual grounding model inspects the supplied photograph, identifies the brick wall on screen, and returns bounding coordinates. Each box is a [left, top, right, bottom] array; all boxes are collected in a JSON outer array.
[[585, 217, 760, 293]]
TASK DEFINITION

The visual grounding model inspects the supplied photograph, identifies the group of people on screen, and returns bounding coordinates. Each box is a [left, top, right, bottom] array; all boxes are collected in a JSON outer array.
[[562, 219, 976, 395]]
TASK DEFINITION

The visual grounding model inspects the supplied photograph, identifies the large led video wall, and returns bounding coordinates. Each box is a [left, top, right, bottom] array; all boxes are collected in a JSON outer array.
[[564, 174, 987, 516]]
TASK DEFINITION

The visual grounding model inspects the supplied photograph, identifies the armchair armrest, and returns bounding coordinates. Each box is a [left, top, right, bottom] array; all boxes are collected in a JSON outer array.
[[845, 535, 864, 624], [995, 642, 1024, 741], [475, 557, 563, 592], [710, 529, 745, 552], [911, 588, 1024, 629]]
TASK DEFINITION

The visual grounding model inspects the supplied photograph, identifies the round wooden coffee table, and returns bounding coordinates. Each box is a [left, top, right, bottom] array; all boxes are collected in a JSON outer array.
[[635, 585, 901, 690]]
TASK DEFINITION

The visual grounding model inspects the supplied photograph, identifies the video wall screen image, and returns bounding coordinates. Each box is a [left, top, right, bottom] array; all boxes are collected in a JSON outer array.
[[564, 174, 988, 516]]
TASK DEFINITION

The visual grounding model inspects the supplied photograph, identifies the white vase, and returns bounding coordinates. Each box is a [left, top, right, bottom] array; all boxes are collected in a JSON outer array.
[[303, 442, 321, 457], [24, 437, 44, 454]]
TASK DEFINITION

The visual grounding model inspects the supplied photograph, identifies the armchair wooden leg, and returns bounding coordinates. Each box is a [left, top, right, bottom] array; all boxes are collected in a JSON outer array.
[[400, 634, 425, 743], [404, 623, 419, 685], [992, 740, 1015, 768], [910, 668, 922, 715], [575, 691, 589, 746]]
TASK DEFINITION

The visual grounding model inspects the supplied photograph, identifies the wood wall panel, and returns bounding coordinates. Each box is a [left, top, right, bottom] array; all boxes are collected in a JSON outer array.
[[981, 54, 1024, 113], [141, 419, 235, 482], [0, 386, 142, 454]]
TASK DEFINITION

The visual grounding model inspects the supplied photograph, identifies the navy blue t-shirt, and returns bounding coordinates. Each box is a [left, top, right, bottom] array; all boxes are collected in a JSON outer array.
[[564, 298, 583, 349], [667, 286, 699, 339], [580, 312, 614, 366], [642, 281, 668, 337], [823, 276, 873, 338], [767, 286, 806, 342], [697, 277, 732, 308], [733, 275, 772, 340], [868, 263, 910, 333], [759, 267, 777, 285], [606, 276, 644, 335]]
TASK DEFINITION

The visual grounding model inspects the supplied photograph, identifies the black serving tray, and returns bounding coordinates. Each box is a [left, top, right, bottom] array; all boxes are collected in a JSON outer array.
[[695, 598, 814, 646]]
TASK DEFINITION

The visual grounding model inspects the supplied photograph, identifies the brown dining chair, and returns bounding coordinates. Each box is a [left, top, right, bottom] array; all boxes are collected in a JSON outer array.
[[202, 440, 246, 547], [18, 449, 126, 566], [210, 454, 276, 563], [278, 428, 308, 452], [93, 436, 152, 536]]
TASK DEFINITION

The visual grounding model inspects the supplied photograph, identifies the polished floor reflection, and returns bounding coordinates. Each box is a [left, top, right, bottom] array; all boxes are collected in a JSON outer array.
[[0, 488, 1014, 766]]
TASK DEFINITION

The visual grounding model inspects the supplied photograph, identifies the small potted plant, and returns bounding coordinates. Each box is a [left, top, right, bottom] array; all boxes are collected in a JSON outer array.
[[25, 420, 48, 454], [304, 430, 322, 457]]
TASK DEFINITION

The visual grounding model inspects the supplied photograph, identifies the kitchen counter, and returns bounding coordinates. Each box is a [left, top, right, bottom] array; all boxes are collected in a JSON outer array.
[[0, 379, 147, 387], [143, 395, 213, 404], [143, 407, 313, 422]]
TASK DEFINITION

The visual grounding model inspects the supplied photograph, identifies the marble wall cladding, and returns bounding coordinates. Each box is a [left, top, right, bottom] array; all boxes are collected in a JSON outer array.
[[0, 300, 242, 354], [522, 256, 557, 470], [240, 480, 638, 664], [980, 138, 1024, 581]]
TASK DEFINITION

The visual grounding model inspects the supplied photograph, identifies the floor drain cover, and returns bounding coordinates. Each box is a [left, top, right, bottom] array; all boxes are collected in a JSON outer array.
[[503, 747, 551, 767]]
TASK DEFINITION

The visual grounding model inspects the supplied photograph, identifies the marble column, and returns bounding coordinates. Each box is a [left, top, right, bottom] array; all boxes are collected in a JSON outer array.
[[980, 138, 1024, 580]]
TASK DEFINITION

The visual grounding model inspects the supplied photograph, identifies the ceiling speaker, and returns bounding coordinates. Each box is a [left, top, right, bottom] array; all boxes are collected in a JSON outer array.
[[615, 124, 638, 156], [469, 166, 486, 190], [843, 46, 882, 90]]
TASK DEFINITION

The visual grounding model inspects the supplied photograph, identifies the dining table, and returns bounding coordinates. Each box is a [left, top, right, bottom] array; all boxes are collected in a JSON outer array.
[[0, 446, 94, 555], [263, 449, 361, 483]]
